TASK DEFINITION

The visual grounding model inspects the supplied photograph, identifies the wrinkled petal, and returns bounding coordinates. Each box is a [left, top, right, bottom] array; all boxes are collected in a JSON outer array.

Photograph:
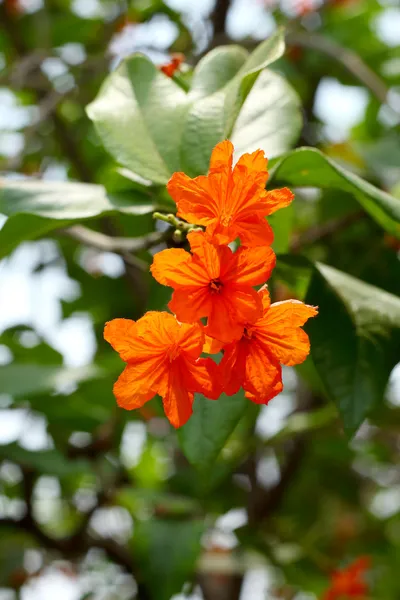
[[244, 340, 282, 401], [256, 301, 318, 366], [219, 340, 248, 396], [245, 378, 283, 405], [151, 247, 210, 288], [104, 318, 137, 361], [222, 245, 276, 286], [263, 187, 294, 216], [187, 231, 229, 280], [176, 321, 204, 358], [113, 357, 167, 410], [160, 362, 194, 428], [168, 172, 218, 226], [236, 215, 274, 247], [169, 287, 212, 323], [209, 139, 234, 174], [104, 318, 165, 363], [203, 335, 224, 355], [183, 356, 222, 399], [205, 289, 262, 343]]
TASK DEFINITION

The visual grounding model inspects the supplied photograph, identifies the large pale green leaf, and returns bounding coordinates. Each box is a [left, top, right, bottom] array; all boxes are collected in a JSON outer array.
[[269, 147, 400, 239], [86, 31, 287, 183], [178, 390, 248, 470], [277, 257, 400, 434], [87, 55, 189, 184], [0, 179, 167, 259], [181, 29, 287, 176], [231, 70, 302, 158], [0, 363, 100, 397], [133, 518, 204, 600]]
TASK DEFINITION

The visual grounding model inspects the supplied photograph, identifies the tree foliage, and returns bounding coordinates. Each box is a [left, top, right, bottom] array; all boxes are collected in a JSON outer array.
[[0, 0, 399, 598]]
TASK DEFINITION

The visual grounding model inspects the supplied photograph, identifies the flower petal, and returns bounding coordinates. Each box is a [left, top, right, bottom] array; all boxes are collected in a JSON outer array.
[[113, 357, 167, 409], [176, 321, 204, 358], [222, 245, 276, 286], [244, 339, 282, 401], [263, 187, 294, 216], [160, 362, 194, 427], [203, 335, 224, 355], [219, 339, 248, 396], [187, 231, 228, 280], [235, 214, 274, 247], [169, 287, 212, 322], [168, 172, 218, 226], [209, 139, 234, 174], [104, 318, 138, 361], [205, 290, 261, 343], [151, 247, 210, 288], [256, 300, 318, 366], [183, 356, 222, 399]]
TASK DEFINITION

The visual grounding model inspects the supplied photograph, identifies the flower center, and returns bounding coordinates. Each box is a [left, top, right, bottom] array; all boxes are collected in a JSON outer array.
[[209, 279, 223, 294], [220, 212, 232, 226], [167, 343, 181, 362], [243, 326, 254, 340]]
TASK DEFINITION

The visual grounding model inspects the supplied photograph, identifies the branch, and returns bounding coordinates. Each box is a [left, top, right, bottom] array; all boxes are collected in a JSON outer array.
[[61, 225, 169, 254], [286, 31, 392, 107], [210, 0, 232, 36]]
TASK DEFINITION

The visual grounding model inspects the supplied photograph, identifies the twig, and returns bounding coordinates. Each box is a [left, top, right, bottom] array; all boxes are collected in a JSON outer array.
[[286, 31, 392, 107], [290, 210, 365, 252], [210, 0, 232, 36], [61, 225, 169, 254]]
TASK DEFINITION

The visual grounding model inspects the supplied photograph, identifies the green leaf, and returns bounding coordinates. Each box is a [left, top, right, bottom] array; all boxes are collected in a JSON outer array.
[[181, 29, 286, 176], [0, 179, 163, 258], [0, 363, 100, 397], [277, 257, 400, 434], [231, 70, 302, 158], [133, 518, 204, 600], [178, 390, 248, 470], [87, 55, 189, 184], [269, 147, 400, 239], [189, 45, 249, 100]]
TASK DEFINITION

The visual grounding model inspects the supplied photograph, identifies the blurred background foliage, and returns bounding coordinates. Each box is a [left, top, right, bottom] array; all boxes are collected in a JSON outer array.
[[0, 0, 400, 599]]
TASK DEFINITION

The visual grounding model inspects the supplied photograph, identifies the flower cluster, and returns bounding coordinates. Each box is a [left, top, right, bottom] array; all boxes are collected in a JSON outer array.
[[105, 140, 318, 427], [322, 557, 370, 600]]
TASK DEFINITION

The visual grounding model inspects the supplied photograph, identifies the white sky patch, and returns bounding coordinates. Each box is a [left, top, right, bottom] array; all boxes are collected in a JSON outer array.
[[314, 78, 369, 142]]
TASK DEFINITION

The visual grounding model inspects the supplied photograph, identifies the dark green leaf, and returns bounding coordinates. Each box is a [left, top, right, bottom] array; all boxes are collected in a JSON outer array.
[[178, 390, 248, 470], [269, 147, 400, 239], [133, 518, 204, 600]]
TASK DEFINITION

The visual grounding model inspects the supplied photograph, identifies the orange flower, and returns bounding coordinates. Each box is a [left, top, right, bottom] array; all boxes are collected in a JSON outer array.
[[322, 557, 370, 600], [214, 288, 317, 403], [160, 53, 185, 77], [104, 311, 219, 428], [150, 231, 276, 343], [167, 140, 294, 247]]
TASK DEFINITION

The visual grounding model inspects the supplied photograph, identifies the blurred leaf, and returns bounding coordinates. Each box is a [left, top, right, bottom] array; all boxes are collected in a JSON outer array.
[[278, 256, 400, 433], [269, 147, 400, 239], [133, 518, 204, 600], [231, 69, 302, 158], [0, 363, 100, 397], [189, 45, 249, 99], [178, 390, 248, 470], [87, 55, 189, 184], [0, 179, 167, 259]]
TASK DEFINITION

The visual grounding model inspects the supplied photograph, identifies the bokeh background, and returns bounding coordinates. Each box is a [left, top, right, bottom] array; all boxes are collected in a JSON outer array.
[[0, 0, 400, 599]]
